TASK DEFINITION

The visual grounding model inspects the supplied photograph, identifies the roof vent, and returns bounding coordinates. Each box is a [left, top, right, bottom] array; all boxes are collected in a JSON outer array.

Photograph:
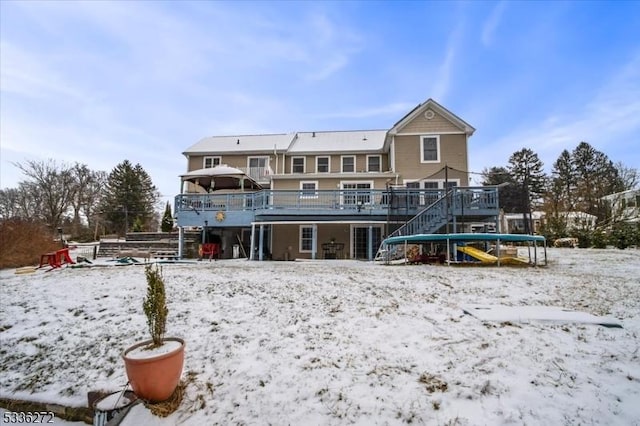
[[237, 139, 240, 144], [312, 132, 316, 137], [363, 134, 367, 141]]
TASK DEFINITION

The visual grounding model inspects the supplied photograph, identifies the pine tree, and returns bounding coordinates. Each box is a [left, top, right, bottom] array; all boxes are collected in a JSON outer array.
[[480, 166, 521, 213], [161, 201, 174, 232], [544, 150, 577, 237], [100, 160, 160, 235], [507, 148, 546, 234], [572, 142, 623, 222]]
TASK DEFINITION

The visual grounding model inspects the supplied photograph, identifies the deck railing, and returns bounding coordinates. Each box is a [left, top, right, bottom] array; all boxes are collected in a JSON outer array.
[[386, 187, 499, 238], [175, 187, 498, 215], [176, 189, 440, 213]]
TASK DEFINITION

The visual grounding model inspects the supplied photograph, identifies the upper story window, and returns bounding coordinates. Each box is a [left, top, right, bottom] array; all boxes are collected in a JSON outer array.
[[316, 156, 330, 173], [422, 180, 459, 189], [292, 157, 305, 174], [203, 156, 221, 168], [341, 156, 355, 173], [247, 157, 270, 181], [421, 135, 440, 163], [248, 156, 268, 169], [367, 155, 381, 172]]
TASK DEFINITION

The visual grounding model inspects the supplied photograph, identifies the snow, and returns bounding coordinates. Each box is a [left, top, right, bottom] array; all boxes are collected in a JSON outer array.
[[1, 248, 639, 425], [125, 340, 183, 360], [461, 304, 623, 327]]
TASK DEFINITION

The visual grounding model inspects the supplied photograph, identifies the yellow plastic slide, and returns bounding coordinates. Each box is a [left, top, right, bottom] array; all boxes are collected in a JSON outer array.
[[457, 246, 498, 263]]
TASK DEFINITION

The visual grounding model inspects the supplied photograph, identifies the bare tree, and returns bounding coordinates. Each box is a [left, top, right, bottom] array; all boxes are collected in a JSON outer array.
[[67, 164, 107, 237], [13, 159, 76, 232], [615, 161, 639, 191], [0, 188, 22, 219]]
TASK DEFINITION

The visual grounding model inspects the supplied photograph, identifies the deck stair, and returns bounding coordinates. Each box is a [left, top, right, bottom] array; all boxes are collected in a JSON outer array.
[[376, 187, 499, 261]]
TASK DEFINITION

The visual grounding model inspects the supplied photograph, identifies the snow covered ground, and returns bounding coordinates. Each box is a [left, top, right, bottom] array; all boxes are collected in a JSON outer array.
[[1, 248, 639, 425]]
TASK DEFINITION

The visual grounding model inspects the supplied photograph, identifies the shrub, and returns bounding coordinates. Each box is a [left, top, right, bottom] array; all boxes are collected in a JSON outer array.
[[591, 229, 609, 249], [0, 219, 60, 269], [143, 264, 168, 347], [610, 222, 635, 250], [573, 229, 592, 248]]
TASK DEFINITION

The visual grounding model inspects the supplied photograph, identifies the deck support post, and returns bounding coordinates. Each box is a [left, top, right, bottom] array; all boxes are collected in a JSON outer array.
[[249, 223, 256, 261], [178, 227, 184, 259], [259, 224, 264, 261]]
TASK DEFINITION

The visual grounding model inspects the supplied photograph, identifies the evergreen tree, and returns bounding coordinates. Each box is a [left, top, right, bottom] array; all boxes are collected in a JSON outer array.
[[550, 150, 576, 212], [480, 166, 521, 213], [544, 150, 577, 237], [161, 201, 174, 232], [507, 148, 546, 234], [572, 142, 623, 222], [100, 160, 160, 235]]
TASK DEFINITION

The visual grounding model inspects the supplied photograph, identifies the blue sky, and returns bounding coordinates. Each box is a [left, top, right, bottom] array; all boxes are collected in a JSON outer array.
[[2, 0, 639, 206]]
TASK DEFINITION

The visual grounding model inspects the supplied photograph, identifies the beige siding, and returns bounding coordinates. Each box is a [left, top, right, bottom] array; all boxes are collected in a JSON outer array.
[[394, 134, 468, 183], [272, 177, 390, 191], [187, 154, 276, 172], [284, 153, 388, 174], [399, 110, 463, 134], [271, 224, 351, 260]]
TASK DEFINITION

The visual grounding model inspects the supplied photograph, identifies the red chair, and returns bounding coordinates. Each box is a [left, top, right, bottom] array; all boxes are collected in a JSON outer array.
[[39, 252, 61, 270], [201, 243, 220, 261], [56, 248, 76, 266], [38, 248, 75, 271]]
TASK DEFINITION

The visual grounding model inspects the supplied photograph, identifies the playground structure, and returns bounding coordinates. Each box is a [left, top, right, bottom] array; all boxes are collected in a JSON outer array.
[[377, 233, 547, 266]]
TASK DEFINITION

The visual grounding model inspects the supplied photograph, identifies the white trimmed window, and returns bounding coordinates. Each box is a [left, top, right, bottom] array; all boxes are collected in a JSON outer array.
[[316, 156, 330, 173], [367, 155, 381, 172], [341, 181, 373, 206], [422, 179, 459, 189], [420, 135, 440, 163], [300, 181, 318, 198], [292, 157, 305, 174], [341, 156, 355, 173], [248, 156, 269, 169], [203, 156, 221, 168], [300, 226, 314, 253]]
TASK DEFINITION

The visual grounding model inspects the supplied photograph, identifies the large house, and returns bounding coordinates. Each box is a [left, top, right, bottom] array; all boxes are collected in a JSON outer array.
[[174, 99, 500, 260], [602, 189, 640, 224]]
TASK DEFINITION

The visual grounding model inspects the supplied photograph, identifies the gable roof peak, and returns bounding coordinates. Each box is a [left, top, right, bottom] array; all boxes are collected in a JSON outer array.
[[389, 98, 475, 136]]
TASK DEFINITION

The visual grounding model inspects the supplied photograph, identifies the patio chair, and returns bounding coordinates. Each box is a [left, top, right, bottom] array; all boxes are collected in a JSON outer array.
[[201, 243, 220, 261]]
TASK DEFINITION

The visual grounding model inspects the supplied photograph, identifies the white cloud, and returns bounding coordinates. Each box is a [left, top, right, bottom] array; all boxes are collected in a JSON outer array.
[[0, 42, 88, 100], [481, 1, 507, 47], [474, 52, 640, 172], [431, 17, 465, 102], [315, 102, 415, 121]]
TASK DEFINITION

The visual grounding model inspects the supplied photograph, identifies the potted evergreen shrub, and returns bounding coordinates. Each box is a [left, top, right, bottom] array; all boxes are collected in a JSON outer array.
[[122, 264, 185, 402]]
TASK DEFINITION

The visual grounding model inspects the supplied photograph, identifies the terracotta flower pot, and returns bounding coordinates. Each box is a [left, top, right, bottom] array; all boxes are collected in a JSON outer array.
[[122, 337, 185, 402]]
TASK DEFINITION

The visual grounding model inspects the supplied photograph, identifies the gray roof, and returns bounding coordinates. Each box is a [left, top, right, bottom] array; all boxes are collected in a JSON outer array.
[[183, 133, 296, 155], [183, 130, 389, 156], [288, 130, 388, 154]]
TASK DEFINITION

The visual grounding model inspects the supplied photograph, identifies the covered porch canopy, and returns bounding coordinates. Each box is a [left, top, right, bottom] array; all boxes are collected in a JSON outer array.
[[180, 165, 263, 192]]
